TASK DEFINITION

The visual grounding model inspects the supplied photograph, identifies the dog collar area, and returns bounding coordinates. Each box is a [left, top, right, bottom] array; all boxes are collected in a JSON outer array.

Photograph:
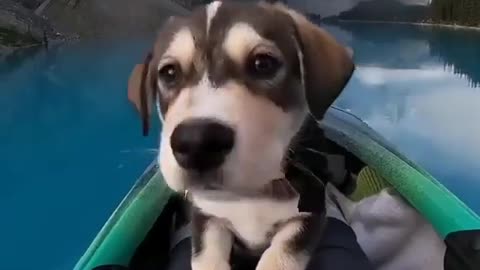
[[260, 178, 298, 200], [187, 178, 298, 201]]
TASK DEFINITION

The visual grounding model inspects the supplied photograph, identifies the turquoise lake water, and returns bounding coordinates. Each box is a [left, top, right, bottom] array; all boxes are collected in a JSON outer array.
[[325, 22, 480, 216], [1, 23, 479, 270]]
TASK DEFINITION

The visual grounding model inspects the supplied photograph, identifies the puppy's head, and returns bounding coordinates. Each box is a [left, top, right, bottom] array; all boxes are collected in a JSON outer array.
[[128, 1, 354, 193]]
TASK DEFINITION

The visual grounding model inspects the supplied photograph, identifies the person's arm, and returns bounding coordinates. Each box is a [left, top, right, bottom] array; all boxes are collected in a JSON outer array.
[[306, 217, 374, 270]]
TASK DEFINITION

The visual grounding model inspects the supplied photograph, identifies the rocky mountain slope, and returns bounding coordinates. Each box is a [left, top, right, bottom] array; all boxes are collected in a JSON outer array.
[[325, 0, 430, 22], [42, 0, 188, 38], [0, 0, 188, 54], [0, 0, 55, 53]]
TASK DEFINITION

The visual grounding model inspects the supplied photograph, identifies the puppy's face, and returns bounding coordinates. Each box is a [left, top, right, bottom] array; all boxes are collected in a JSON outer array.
[[128, 1, 354, 193]]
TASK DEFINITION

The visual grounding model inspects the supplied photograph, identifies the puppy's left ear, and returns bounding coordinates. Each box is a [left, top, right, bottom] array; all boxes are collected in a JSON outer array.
[[276, 5, 355, 120]]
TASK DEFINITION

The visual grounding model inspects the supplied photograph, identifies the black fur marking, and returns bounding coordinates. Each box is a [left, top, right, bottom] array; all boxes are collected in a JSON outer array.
[[284, 116, 329, 215], [191, 207, 211, 257], [139, 52, 153, 136], [287, 214, 327, 254], [230, 237, 263, 270], [207, 2, 304, 112]]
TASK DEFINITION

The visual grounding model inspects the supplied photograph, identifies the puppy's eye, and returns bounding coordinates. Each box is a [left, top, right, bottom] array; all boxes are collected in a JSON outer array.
[[247, 53, 282, 79], [158, 63, 181, 87]]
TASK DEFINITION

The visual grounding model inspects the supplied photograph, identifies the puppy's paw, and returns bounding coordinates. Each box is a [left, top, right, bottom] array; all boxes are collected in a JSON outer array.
[[192, 257, 231, 270], [255, 247, 308, 270]]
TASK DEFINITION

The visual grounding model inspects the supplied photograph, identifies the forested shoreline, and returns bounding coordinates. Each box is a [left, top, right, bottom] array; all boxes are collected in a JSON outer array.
[[326, 0, 480, 28], [430, 0, 480, 27]]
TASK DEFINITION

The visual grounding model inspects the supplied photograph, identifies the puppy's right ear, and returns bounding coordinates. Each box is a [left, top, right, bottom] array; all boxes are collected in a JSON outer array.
[[128, 52, 154, 136], [272, 3, 355, 120]]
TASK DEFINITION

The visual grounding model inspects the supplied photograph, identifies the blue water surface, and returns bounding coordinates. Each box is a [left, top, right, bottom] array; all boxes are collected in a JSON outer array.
[[325, 22, 480, 215], [0, 37, 158, 270], [1, 22, 480, 270]]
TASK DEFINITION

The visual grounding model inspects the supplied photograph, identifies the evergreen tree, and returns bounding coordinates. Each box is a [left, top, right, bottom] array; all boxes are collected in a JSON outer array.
[[429, 0, 480, 26]]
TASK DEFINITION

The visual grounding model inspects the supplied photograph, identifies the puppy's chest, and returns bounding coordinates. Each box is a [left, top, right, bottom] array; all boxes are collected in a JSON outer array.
[[193, 195, 300, 250]]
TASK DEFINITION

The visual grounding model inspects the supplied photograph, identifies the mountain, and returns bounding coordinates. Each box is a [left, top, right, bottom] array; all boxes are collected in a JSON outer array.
[[33, 0, 188, 42], [1, 0, 190, 55], [0, 0, 55, 54], [324, 0, 431, 23], [307, 13, 322, 22]]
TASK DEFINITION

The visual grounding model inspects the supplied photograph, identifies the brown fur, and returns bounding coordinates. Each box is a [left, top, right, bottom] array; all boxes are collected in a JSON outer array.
[[127, 2, 354, 134], [127, 2, 355, 270]]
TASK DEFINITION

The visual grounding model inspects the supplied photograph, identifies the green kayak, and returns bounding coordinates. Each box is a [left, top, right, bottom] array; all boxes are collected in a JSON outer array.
[[74, 107, 480, 270]]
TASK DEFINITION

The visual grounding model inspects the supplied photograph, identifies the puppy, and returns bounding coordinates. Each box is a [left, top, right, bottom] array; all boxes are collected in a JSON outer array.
[[128, 1, 355, 269]]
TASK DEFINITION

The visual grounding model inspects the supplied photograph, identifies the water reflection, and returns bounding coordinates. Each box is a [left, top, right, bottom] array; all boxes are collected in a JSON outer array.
[[324, 22, 480, 214], [325, 22, 480, 86], [0, 46, 43, 77], [0, 37, 159, 270]]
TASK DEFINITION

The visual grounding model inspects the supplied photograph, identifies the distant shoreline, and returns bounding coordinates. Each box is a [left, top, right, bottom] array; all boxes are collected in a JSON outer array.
[[333, 19, 480, 31]]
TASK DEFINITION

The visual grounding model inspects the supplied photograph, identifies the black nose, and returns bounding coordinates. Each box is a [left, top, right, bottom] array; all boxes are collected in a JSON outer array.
[[170, 119, 235, 172]]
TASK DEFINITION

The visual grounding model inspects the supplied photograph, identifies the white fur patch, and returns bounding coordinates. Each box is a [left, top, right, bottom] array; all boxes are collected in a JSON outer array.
[[160, 27, 196, 76], [159, 75, 303, 192], [223, 22, 268, 64], [191, 219, 232, 270], [206, 1, 222, 34], [156, 95, 164, 123], [192, 192, 300, 249], [270, 216, 304, 245], [256, 217, 310, 270]]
